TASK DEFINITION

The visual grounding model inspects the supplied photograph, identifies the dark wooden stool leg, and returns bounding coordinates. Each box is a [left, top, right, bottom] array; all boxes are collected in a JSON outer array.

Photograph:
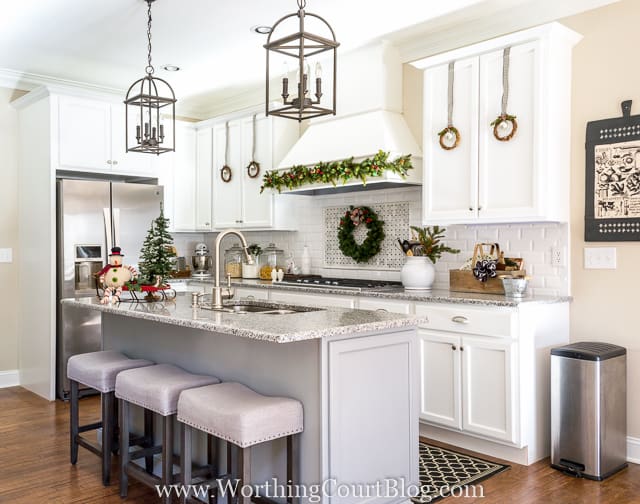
[[101, 391, 114, 486], [119, 398, 130, 498], [180, 423, 192, 504], [111, 397, 119, 455], [287, 435, 300, 504], [70, 379, 79, 465], [237, 446, 251, 504], [227, 442, 234, 504], [144, 408, 154, 473], [207, 435, 217, 504], [162, 415, 174, 504]]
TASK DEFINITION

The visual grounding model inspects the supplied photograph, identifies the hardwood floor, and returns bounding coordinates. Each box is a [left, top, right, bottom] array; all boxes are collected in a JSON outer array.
[[0, 386, 638, 503]]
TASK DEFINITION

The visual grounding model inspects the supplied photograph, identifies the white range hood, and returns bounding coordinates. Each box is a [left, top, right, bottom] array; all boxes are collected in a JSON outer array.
[[276, 42, 422, 195]]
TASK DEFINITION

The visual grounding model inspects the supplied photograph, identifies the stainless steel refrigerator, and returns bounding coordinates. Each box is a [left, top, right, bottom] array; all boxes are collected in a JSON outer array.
[[56, 178, 163, 399]]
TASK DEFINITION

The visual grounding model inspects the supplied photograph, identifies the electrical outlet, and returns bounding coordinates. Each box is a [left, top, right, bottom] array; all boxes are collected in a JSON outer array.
[[551, 247, 565, 267], [0, 248, 12, 263], [584, 247, 617, 269]]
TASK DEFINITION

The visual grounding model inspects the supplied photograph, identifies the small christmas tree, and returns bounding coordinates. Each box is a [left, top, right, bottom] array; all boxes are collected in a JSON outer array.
[[138, 203, 176, 284]]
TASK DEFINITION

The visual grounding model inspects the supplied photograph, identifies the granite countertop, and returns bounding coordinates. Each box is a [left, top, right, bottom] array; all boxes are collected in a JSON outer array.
[[178, 278, 571, 308], [61, 294, 427, 344]]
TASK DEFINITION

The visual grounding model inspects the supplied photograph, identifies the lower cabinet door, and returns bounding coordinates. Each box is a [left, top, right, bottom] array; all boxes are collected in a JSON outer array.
[[461, 336, 517, 443], [418, 330, 462, 429]]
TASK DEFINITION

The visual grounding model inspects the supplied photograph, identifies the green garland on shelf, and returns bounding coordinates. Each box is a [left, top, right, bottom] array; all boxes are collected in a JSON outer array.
[[260, 150, 413, 193], [338, 206, 385, 263]]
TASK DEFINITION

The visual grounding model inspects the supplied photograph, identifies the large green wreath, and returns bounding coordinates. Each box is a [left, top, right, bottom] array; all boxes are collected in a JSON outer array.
[[338, 206, 385, 263]]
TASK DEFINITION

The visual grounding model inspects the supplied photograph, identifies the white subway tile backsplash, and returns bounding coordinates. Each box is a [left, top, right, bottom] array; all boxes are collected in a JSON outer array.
[[179, 186, 568, 295]]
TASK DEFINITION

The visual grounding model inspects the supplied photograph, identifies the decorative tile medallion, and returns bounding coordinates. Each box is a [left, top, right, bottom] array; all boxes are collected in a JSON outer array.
[[323, 202, 409, 270]]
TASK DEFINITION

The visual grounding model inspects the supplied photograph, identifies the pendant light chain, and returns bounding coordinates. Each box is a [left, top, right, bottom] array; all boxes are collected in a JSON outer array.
[[146, 0, 154, 75]]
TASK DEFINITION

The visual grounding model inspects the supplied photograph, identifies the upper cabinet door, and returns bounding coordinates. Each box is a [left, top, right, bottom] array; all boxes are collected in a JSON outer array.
[[58, 96, 111, 172], [195, 128, 213, 230], [110, 103, 154, 176], [423, 56, 479, 223], [212, 121, 243, 228], [478, 41, 540, 220], [241, 115, 273, 228], [171, 124, 197, 232]]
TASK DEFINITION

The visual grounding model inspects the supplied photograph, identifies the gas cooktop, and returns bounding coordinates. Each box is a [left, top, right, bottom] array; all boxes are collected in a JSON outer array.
[[279, 277, 403, 292]]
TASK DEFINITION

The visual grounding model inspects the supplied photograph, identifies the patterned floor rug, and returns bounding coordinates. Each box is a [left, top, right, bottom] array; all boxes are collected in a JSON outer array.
[[414, 442, 510, 503]]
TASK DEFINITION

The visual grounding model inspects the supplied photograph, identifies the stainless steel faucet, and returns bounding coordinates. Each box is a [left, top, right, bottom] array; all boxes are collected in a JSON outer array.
[[212, 229, 254, 309]]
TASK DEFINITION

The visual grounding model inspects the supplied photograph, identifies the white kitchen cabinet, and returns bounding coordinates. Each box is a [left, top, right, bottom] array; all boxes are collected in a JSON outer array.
[[419, 330, 461, 430], [461, 335, 517, 443], [357, 297, 412, 314], [195, 128, 213, 230], [160, 121, 197, 232], [413, 23, 580, 224], [57, 95, 153, 176], [419, 328, 517, 444], [211, 112, 298, 230]]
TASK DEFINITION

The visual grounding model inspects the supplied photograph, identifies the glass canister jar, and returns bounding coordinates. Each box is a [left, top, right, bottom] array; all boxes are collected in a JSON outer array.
[[224, 244, 244, 278], [242, 244, 262, 279], [260, 242, 285, 280]]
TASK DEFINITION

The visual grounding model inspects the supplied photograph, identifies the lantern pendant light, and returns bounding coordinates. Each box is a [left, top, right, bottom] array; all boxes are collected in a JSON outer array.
[[264, 0, 339, 122], [124, 0, 176, 155]]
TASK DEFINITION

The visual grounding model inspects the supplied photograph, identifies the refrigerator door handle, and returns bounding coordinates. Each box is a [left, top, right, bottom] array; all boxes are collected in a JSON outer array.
[[104, 208, 112, 254], [112, 208, 121, 249]]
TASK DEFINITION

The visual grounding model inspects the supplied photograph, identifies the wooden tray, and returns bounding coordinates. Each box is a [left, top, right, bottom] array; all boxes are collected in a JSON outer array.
[[450, 269, 526, 294]]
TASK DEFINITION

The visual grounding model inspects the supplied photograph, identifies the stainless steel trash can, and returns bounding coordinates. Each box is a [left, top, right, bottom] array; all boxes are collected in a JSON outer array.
[[550, 342, 627, 480]]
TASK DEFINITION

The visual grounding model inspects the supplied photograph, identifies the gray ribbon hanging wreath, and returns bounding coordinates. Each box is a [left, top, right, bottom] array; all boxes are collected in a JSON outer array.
[[473, 259, 498, 282]]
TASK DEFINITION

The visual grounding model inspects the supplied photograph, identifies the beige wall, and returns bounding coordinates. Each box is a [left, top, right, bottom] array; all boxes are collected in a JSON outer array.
[[562, 0, 640, 439], [0, 87, 25, 372]]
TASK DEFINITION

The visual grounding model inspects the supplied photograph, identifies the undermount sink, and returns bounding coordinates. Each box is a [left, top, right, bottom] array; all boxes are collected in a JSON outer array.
[[204, 301, 323, 315]]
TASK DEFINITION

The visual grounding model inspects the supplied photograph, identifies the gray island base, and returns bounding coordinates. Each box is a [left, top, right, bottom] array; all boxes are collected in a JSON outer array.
[[62, 295, 426, 504]]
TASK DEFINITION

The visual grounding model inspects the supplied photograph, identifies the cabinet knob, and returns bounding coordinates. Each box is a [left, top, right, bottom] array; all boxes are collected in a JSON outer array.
[[460, 346, 465, 351], [106, 160, 112, 164], [235, 220, 243, 224], [451, 315, 469, 324], [112, 160, 118, 165], [478, 206, 482, 211], [451, 344, 457, 351], [469, 207, 473, 211], [204, 222, 210, 226]]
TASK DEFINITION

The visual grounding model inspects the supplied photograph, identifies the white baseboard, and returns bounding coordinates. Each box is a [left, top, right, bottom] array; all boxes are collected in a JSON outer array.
[[628, 436, 640, 465], [0, 370, 20, 388]]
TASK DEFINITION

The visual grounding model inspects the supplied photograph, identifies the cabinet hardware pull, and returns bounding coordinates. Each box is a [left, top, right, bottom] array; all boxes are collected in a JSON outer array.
[[478, 206, 482, 211], [106, 160, 112, 164], [460, 346, 465, 351], [469, 207, 473, 211], [451, 315, 469, 324], [204, 222, 210, 226], [246, 295, 255, 300], [376, 308, 389, 313], [452, 345, 457, 351], [112, 160, 118, 165]]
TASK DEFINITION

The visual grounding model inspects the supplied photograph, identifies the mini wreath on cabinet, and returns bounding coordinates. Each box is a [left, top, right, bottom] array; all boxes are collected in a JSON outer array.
[[438, 126, 461, 150], [338, 206, 385, 263], [246, 160, 260, 178], [220, 165, 232, 183], [490, 114, 518, 142]]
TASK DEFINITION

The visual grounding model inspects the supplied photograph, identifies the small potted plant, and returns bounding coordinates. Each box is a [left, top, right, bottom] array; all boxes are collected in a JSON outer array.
[[242, 244, 262, 279], [401, 226, 460, 290]]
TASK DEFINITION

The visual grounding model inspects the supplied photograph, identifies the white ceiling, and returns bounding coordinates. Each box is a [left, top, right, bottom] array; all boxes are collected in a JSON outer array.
[[0, 0, 620, 118]]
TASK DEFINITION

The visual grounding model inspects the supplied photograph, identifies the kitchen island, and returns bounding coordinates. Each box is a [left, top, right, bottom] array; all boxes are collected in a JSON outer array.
[[62, 295, 427, 504]]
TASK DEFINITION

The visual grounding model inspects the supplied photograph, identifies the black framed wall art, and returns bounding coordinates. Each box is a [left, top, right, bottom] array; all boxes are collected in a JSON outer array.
[[585, 100, 640, 241]]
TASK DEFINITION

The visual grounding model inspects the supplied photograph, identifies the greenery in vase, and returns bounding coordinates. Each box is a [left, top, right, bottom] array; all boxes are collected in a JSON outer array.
[[138, 204, 176, 284], [260, 150, 413, 193], [410, 225, 460, 264], [247, 244, 262, 257]]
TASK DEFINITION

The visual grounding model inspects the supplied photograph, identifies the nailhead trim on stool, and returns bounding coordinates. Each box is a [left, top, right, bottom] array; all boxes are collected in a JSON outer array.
[[67, 350, 154, 487], [177, 382, 304, 504], [115, 364, 220, 504]]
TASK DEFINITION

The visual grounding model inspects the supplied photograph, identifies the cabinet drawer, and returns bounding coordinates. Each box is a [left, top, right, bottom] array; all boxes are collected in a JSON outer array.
[[358, 298, 412, 314], [414, 303, 516, 338]]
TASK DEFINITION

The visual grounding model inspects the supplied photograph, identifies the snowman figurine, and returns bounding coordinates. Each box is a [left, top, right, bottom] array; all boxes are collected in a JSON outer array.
[[97, 247, 138, 304]]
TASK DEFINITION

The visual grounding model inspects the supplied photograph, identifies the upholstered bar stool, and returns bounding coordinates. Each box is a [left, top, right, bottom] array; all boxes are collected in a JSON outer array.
[[177, 382, 304, 504], [67, 350, 154, 486], [115, 364, 220, 503]]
